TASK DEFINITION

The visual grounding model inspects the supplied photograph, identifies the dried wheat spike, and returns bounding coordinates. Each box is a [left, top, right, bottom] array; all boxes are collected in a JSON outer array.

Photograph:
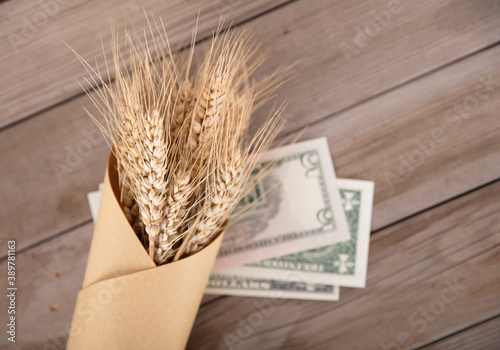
[[131, 109, 169, 259], [121, 187, 135, 222], [155, 172, 192, 264], [188, 76, 226, 152], [188, 150, 243, 253], [164, 173, 191, 235], [117, 152, 147, 243], [171, 80, 194, 140]]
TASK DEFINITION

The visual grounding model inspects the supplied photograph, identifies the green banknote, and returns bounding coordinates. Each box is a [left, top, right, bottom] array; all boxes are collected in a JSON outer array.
[[207, 178, 374, 300]]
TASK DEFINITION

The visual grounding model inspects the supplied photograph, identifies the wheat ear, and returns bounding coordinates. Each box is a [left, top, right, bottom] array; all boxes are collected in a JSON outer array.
[[187, 149, 243, 253], [171, 80, 194, 140], [188, 76, 226, 152], [131, 109, 169, 260], [114, 101, 147, 241], [155, 172, 192, 264]]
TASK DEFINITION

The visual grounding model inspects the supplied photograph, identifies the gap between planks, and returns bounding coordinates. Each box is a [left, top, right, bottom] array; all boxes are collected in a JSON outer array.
[[416, 314, 500, 350], [279, 39, 500, 143]]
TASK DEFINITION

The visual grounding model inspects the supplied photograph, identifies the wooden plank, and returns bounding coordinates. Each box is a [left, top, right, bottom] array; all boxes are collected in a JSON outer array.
[[419, 315, 500, 350], [186, 180, 500, 349], [0, 0, 291, 129], [2, 35, 500, 259], [0, 223, 92, 350], [4, 176, 499, 348], [2, 0, 500, 130], [294, 44, 500, 231], [0, 222, 221, 349]]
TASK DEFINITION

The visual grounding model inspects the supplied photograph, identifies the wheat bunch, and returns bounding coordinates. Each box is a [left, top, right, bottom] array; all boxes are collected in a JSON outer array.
[[74, 18, 289, 264]]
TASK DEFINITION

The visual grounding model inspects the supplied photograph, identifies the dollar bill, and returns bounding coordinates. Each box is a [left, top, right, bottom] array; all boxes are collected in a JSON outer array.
[[213, 179, 374, 290], [213, 137, 350, 271], [205, 274, 340, 301]]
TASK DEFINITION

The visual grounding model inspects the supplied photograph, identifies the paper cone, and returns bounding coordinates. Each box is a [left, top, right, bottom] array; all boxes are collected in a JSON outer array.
[[67, 154, 224, 350]]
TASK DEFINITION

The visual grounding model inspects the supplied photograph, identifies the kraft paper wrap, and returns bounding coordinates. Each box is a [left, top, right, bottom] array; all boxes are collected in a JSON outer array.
[[67, 154, 224, 349]]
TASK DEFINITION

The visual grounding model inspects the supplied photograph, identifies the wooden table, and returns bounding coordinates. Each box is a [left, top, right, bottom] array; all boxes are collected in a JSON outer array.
[[1, 0, 499, 349]]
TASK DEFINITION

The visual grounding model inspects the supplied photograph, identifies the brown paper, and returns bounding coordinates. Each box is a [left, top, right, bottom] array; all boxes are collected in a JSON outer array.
[[67, 154, 224, 350]]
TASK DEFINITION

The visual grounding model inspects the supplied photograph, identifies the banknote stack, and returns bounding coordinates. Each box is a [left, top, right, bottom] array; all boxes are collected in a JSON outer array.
[[88, 137, 374, 301]]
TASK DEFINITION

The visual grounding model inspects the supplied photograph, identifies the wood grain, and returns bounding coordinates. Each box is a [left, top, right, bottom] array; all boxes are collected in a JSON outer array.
[[292, 44, 500, 231], [0, 223, 92, 350], [0, 0, 292, 129], [2, 38, 499, 259], [4, 176, 498, 349], [2, 0, 500, 131], [419, 315, 500, 350], [186, 180, 500, 349], [2, 0, 500, 347]]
